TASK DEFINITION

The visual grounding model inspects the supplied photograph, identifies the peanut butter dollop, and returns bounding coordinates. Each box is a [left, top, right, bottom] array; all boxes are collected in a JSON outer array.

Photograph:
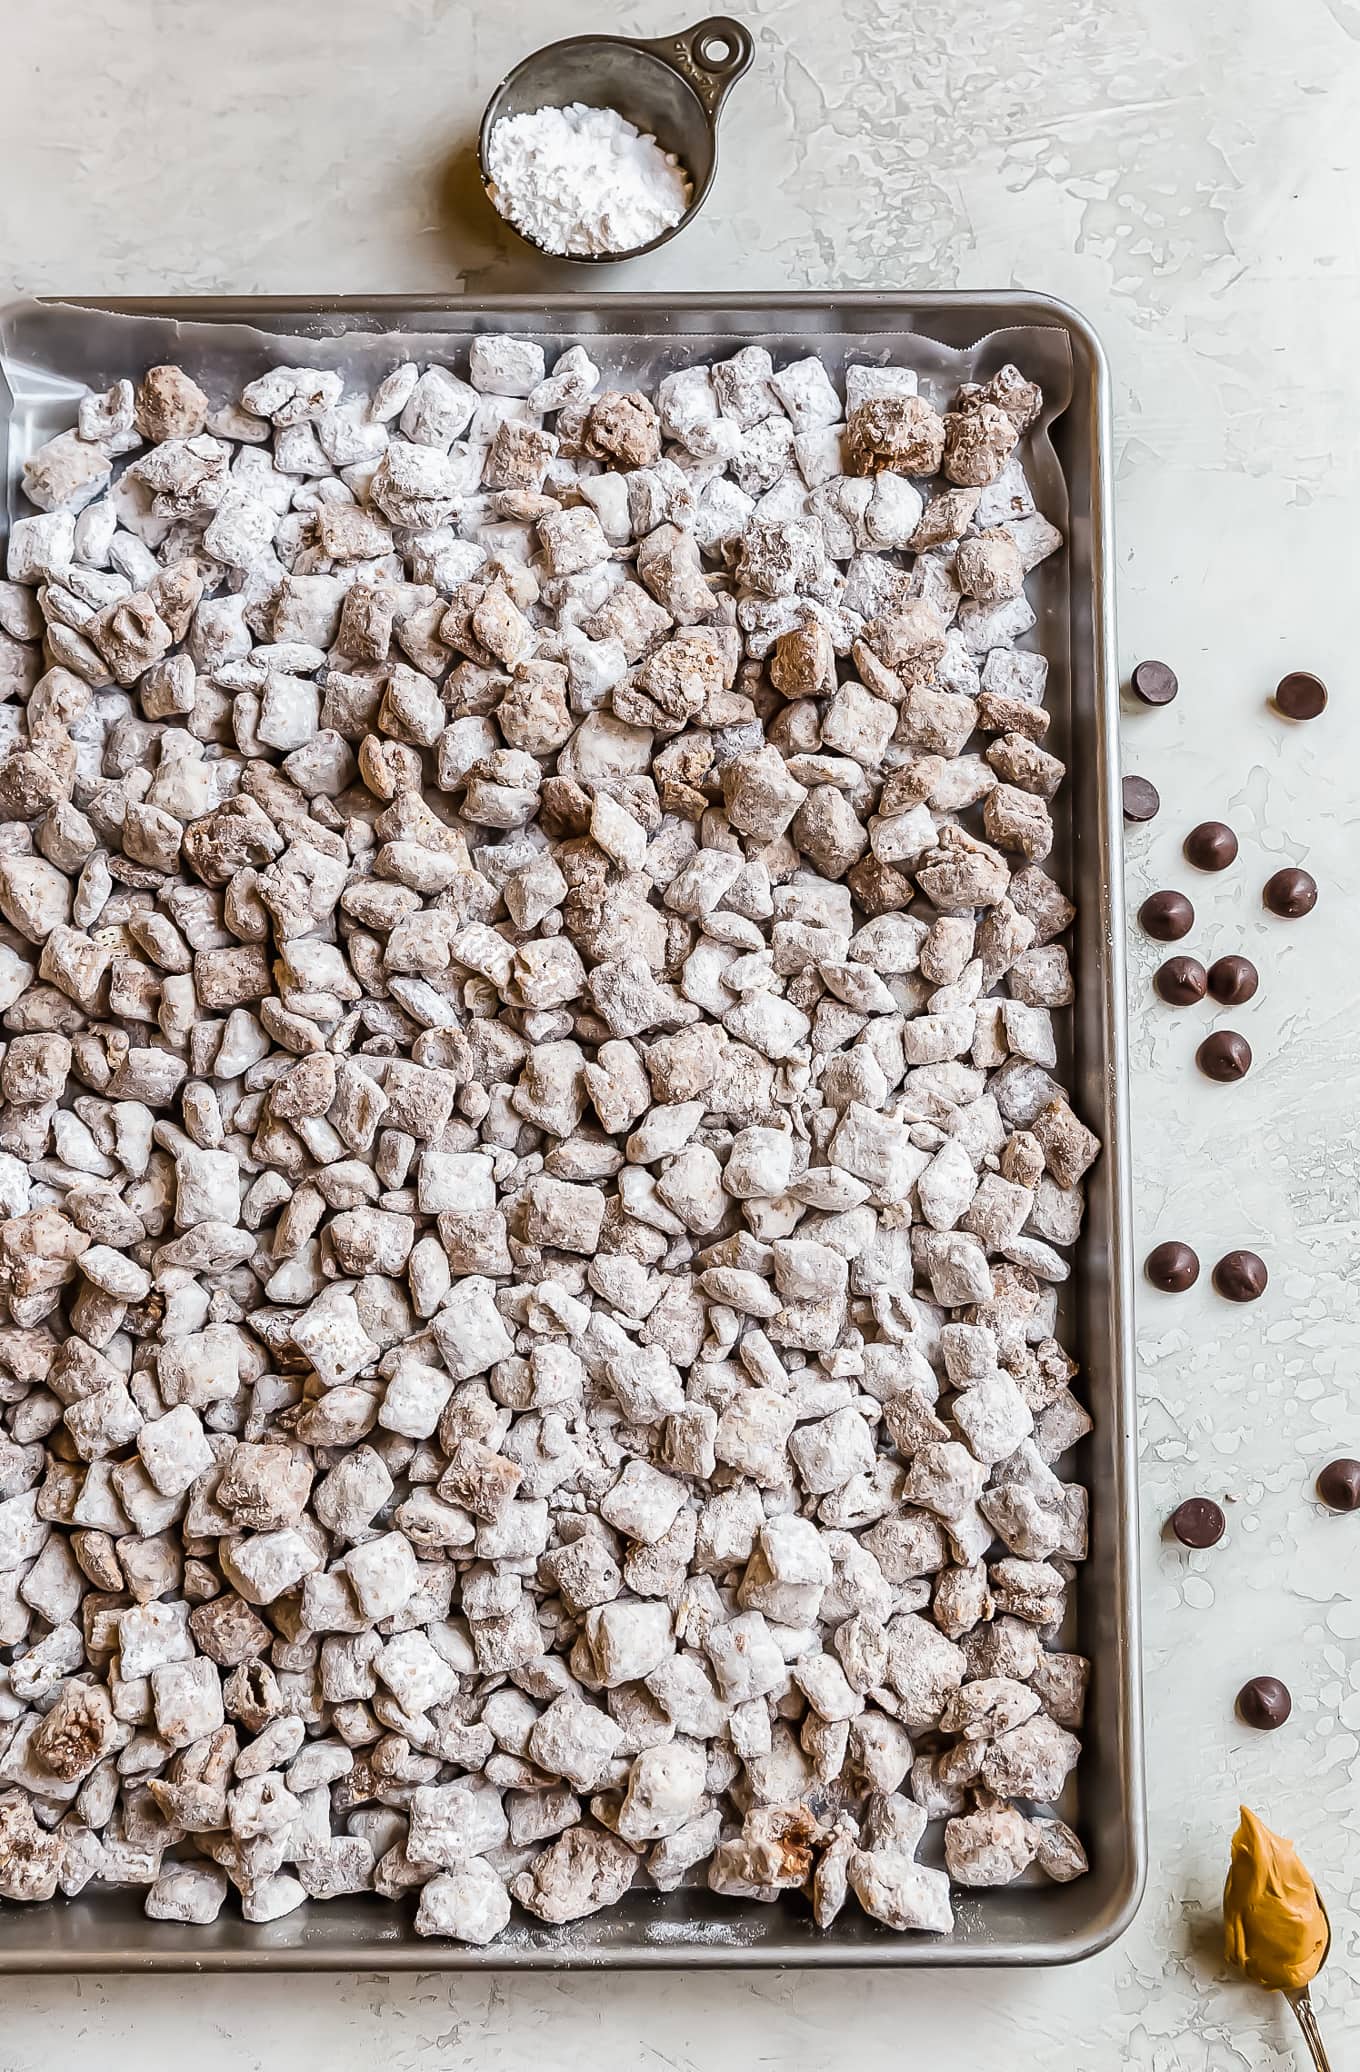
[[1223, 1807, 1328, 1992]]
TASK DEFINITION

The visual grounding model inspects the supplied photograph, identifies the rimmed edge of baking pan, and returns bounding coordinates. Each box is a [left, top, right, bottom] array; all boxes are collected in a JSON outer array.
[[0, 291, 1141, 1968]]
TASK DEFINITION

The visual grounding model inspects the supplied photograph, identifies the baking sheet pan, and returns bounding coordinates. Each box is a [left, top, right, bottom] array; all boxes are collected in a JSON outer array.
[[0, 292, 1141, 1968]]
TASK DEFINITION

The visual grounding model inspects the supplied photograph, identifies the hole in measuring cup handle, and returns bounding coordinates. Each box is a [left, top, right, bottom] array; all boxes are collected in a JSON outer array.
[[671, 15, 754, 101], [688, 15, 753, 71]]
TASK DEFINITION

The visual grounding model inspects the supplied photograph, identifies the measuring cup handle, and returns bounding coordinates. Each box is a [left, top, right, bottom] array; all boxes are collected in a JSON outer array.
[[641, 16, 755, 118]]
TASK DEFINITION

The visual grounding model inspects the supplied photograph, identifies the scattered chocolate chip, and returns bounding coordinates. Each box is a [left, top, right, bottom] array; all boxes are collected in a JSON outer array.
[[1264, 867, 1317, 919], [1169, 1496, 1226, 1548], [1139, 890, 1194, 942], [1123, 774, 1161, 823], [1197, 1030, 1252, 1082], [1183, 820, 1238, 872], [1236, 1676, 1291, 1730], [1207, 955, 1259, 1007], [1145, 1241, 1200, 1293], [1212, 1249, 1268, 1302], [1316, 1459, 1360, 1512], [1273, 671, 1327, 721], [1154, 956, 1208, 1006], [1131, 659, 1178, 706]]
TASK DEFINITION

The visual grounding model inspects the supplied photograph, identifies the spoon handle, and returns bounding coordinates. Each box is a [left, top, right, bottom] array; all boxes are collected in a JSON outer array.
[[1286, 1988, 1333, 2072]]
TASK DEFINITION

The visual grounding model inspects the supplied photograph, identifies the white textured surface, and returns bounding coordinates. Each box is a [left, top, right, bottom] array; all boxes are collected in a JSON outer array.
[[3, 0, 1359, 2061]]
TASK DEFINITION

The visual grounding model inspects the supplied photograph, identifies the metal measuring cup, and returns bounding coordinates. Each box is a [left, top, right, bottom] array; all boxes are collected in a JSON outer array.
[[478, 16, 754, 261]]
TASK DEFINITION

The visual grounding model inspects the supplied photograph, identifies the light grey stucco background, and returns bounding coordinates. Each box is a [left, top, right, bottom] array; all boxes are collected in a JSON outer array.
[[2, 0, 1359, 2062]]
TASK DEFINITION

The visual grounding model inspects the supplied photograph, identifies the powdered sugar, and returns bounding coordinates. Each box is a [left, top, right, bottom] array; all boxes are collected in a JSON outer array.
[[485, 102, 692, 257]]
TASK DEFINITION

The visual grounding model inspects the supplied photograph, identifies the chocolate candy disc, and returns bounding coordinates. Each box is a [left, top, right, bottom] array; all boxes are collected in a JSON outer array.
[[1263, 868, 1317, 918], [1183, 821, 1238, 872], [1131, 659, 1178, 706], [1236, 1676, 1291, 1730], [1317, 1459, 1360, 1512], [1212, 1250, 1268, 1302], [1146, 1241, 1200, 1292], [1273, 671, 1327, 721], [1123, 775, 1161, 823], [1170, 1497, 1226, 1548], [1155, 956, 1207, 1006], [1197, 1031, 1252, 1082], [1139, 891, 1194, 942], [1207, 955, 1258, 1007]]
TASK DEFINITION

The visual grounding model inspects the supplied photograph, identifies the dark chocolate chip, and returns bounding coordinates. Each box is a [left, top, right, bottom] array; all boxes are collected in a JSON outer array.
[[1264, 867, 1317, 918], [1274, 671, 1327, 721], [1207, 955, 1259, 1007], [1236, 1676, 1291, 1730], [1145, 1241, 1200, 1293], [1131, 659, 1178, 706], [1197, 1030, 1252, 1082], [1317, 1459, 1360, 1512], [1169, 1496, 1226, 1548], [1139, 890, 1194, 941], [1154, 956, 1208, 1006], [1212, 1249, 1268, 1302], [1123, 775, 1161, 823], [1183, 820, 1239, 872]]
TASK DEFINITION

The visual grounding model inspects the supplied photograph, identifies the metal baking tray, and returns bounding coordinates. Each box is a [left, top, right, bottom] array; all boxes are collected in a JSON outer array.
[[0, 292, 1141, 1969]]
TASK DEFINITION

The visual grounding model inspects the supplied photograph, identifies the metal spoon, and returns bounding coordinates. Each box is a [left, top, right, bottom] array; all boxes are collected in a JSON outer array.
[[1283, 1902, 1333, 2072]]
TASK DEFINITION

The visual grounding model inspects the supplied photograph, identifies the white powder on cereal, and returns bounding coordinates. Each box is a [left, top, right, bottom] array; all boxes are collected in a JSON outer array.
[[485, 102, 691, 257]]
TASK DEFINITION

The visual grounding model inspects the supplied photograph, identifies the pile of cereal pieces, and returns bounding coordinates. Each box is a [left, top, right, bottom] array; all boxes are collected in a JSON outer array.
[[0, 339, 1094, 1944]]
